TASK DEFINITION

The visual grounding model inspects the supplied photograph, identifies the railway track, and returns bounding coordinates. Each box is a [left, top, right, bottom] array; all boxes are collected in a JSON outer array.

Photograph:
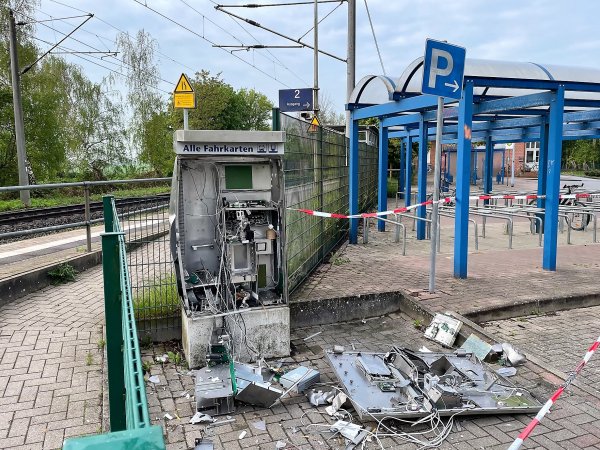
[[0, 194, 171, 226]]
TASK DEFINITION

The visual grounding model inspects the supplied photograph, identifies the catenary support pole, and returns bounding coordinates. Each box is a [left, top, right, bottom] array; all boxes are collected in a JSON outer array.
[[454, 81, 474, 278], [349, 115, 359, 243], [417, 116, 428, 240], [377, 124, 388, 231], [543, 86, 565, 271], [313, 0, 319, 115], [8, 10, 30, 207], [345, 0, 355, 137], [429, 96, 444, 293]]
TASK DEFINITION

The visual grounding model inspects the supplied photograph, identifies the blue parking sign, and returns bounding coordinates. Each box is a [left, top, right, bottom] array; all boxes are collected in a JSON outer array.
[[421, 39, 466, 100]]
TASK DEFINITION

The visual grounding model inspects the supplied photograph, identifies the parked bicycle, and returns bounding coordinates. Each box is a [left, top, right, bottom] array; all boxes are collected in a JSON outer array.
[[527, 183, 591, 232]]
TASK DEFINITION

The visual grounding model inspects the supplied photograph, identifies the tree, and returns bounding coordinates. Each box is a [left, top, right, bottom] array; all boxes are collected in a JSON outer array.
[[117, 30, 163, 156]]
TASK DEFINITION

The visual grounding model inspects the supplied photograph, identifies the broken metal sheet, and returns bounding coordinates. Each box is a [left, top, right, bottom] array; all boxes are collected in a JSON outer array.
[[459, 334, 493, 361], [235, 381, 283, 408], [194, 438, 214, 450], [324, 349, 542, 420]]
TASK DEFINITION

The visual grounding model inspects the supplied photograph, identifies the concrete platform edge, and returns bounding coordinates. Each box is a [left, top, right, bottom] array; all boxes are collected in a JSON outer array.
[[0, 250, 102, 308]]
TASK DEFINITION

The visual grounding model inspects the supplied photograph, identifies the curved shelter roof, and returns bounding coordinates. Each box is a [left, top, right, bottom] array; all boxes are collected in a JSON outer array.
[[350, 58, 600, 105]]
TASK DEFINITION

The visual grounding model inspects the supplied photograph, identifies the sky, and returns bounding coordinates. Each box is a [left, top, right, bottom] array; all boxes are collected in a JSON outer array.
[[29, 0, 600, 116]]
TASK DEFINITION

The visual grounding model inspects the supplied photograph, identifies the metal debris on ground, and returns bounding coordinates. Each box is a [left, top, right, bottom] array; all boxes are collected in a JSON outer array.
[[459, 334, 493, 361], [424, 313, 462, 347], [238, 430, 247, 440], [163, 413, 173, 420], [333, 345, 345, 354], [325, 347, 542, 420], [496, 367, 518, 377], [280, 366, 320, 393], [194, 437, 214, 450]]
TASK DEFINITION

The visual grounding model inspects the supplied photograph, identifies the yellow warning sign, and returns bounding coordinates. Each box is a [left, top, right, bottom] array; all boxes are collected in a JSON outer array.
[[174, 92, 196, 109], [173, 73, 196, 109], [174, 73, 194, 93], [307, 116, 320, 133]]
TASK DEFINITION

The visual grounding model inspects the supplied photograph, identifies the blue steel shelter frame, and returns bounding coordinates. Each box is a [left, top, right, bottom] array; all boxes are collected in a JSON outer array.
[[347, 74, 600, 279]]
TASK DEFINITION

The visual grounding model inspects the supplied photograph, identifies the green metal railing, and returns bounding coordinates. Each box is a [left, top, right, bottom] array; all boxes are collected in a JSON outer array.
[[63, 195, 165, 449]]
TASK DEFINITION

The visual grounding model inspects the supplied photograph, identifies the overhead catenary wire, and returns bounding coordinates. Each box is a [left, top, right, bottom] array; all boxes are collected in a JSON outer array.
[[217, 0, 345, 7], [214, 5, 346, 62], [362, 0, 386, 76], [203, 0, 311, 86], [29, 8, 175, 88], [297, 0, 344, 41], [31, 35, 171, 95], [47, 0, 197, 73], [130, 0, 290, 87]]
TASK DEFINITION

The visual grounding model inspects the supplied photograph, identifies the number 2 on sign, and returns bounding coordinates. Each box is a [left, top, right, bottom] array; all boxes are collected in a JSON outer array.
[[294, 89, 300, 98]]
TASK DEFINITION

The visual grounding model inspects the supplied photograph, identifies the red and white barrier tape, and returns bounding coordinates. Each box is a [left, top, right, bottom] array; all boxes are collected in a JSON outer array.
[[507, 335, 600, 450], [289, 193, 599, 219]]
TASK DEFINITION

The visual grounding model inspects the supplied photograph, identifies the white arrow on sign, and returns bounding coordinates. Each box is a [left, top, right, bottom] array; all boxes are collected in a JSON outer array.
[[303, 102, 310, 108], [444, 80, 460, 92]]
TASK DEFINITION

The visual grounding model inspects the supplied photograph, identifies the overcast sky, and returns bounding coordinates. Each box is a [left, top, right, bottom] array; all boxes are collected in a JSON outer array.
[[32, 0, 600, 115]]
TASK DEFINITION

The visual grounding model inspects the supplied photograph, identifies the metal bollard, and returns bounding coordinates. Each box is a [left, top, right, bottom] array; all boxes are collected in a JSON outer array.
[[363, 217, 369, 244], [84, 182, 92, 252]]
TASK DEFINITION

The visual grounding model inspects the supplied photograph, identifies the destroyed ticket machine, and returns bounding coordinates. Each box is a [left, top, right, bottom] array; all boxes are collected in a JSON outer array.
[[170, 130, 290, 368]]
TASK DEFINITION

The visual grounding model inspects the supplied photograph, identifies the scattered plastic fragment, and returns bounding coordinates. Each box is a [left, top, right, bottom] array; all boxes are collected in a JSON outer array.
[[148, 375, 160, 384], [238, 430, 247, 440], [333, 345, 345, 354], [303, 331, 322, 341], [502, 343, 527, 366], [190, 412, 215, 424], [307, 389, 335, 406], [496, 367, 517, 377], [253, 420, 267, 431], [325, 392, 347, 416], [418, 346, 432, 353], [156, 354, 169, 363], [275, 441, 286, 449], [164, 413, 173, 420]]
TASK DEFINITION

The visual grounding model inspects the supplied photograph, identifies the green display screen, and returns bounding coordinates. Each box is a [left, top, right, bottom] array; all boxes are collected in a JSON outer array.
[[225, 165, 253, 189]]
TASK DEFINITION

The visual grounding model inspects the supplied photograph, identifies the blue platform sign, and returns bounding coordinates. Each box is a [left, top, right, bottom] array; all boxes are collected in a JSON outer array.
[[421, 39, 466, 100], [278, 88, 313, 112]]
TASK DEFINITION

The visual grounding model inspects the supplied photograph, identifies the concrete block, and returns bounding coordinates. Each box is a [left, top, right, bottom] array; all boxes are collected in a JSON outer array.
[[181, 305, 290, 369]]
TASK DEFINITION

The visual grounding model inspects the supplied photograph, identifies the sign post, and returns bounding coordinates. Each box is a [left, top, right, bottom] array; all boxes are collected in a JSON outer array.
[[174, 73, 196, 130], [421, 39, 466, 293]]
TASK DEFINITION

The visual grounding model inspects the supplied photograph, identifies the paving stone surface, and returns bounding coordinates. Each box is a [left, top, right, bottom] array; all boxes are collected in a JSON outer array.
[[292, 198, 600, 318], [143, 311, 600, 450], [485, 305, 600, 396], [0, 266, 105, 450]]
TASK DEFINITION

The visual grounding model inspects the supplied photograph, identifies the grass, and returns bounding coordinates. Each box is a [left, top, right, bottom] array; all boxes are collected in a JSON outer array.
[[133, 273, 180, 320], [0, 185, 170, 212], [47, 263, 78, 284]]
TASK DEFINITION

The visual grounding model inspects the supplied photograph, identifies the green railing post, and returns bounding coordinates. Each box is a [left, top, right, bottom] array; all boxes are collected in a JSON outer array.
[[102, 195, 126, 432], [103, 195, 115, 232], [272, 107, 281, 131]]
